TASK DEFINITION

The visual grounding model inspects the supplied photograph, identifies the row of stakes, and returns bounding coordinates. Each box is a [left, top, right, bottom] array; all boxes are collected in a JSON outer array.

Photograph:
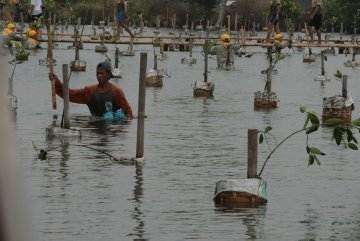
[[43, 51, 267, 208], [45, 17, 356, 124], [32, 16, 356, 208]]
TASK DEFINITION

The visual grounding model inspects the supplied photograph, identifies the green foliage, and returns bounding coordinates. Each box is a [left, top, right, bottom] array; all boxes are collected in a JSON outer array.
[[334, 70, 342, 79], [281, 0, 301, 32], [12, 41, 30, 62], [258, 106, 359, 175]]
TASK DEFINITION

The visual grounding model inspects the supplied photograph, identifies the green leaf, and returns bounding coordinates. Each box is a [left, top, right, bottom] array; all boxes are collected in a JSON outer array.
[[308, 155, 315, 166], [313, 155, 321, 165], [324, 118, 343, 127], [346, 129, 358, 144], [309, 147, 326, 156], [308, 112, 320, 126], [264, 126, 272, 133], [333, 127, 344, 145], [348, 143, 359, 150], [304, 116, 310, 129], [352, 119, 360, 127], [259, 134, 264, 144], [306, 146, 310, 154], [306, 125, 319, 134], [300, 106, 306, 113]]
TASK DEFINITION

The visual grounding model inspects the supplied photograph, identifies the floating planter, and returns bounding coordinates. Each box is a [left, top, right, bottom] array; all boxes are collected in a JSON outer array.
[[95, 42, 108, 53], [254, 47, 280, 110], [322, 75, 353, 123], [145, 53, 163, 87], [344, 49, 360, 68], [193, 81, 215, 97], [71, 25, 86, 72], [70, 59, 87, 72], [303, 48, 315, 63], [214, 130, 267, 208], [145, 69, 163, 87], [181, 38, 196, 65], [120, 40, 135, 56], [193, 33, 214, 98], [254, 91, 279, 109]]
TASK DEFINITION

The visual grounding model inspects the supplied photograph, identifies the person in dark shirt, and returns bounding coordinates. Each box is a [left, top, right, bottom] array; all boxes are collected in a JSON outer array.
[[116, 0, 134, 39], [308, 0, 322, 44], [266, 0, 281, 41], [49, 61, 133, 119]]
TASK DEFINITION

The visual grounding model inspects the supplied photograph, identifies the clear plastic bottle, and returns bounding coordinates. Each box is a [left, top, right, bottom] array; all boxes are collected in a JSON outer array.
[[103, 101, 114, 121]]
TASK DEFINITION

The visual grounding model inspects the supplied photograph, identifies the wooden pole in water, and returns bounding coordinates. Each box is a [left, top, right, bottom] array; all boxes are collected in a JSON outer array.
[[247, 129, 258, 178], [136, 53, 147, 159], [153, 50, 157, 70], [227, 15, 231, 33], [62, 64, 70, 129], [46, 17, 57, 111], [321, 50, 325, 75], [352, 48, 356, 62], [265, 48, 272, 93], [115, 47, 119, 68], [204, 32, 209, 82], [342, 75, 348, 98], [234, 13, 238, 32]]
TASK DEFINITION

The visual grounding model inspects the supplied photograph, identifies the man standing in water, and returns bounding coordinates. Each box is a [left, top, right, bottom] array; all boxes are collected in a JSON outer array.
[[308, 0, 322, 44], [49, 61, 133, 120], [210, 33, 240, 70], [116, 0, 134, 39], [266, 0, 281, 41]]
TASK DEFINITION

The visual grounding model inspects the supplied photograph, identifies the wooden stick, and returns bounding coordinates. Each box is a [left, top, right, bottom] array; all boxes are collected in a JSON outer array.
[[136, 53, 147, 159], [62, 64, 70, 129], [321, 50, 325, 75], [204, 32, 209, 83], [342, 75, 348, 98], [247, 129, 258, 178], [45, 18, 57, 110]]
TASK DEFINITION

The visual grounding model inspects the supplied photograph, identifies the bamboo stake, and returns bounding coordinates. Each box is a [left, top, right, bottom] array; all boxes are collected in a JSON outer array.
[[247, 129, 258, 178], [46, 18, 57, 110], [62, 64, 70, 129], [136, 53, 147, 159]]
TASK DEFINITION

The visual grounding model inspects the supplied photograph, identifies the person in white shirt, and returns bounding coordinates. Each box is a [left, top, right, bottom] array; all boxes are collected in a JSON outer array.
[[30, 0, 42, 21]]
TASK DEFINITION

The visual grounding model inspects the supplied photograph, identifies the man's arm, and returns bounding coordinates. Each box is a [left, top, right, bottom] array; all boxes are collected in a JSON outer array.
[[113, 87, 133, 119], [50, 73, 89, 104]]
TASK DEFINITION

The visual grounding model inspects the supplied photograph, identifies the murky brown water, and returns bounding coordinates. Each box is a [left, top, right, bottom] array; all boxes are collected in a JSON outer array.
[[9, 28, 360, 240]]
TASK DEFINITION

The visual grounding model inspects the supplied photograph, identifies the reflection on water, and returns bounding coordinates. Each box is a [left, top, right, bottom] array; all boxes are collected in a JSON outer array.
[[215, 206, 266, 240], [13, 30, 360, 241], [128, 163, 147, 241]]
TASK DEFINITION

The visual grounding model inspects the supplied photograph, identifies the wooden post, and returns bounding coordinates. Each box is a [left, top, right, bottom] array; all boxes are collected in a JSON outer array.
[[154, 52, 157, 70], [115, 47, 120, 68], [227, 15, 231, 33], [266, 48, 272, 93], [185, 13, 189, 29], [340, 22, 344, 34], [352, 48, 356, 62], [247, 129, 258, 178], [204, 32, 209, 83], [189, 37, 193, 58], [234, 13, 238, 32], [46, 18, 57, 111], [62, 64, 70, 129], [321, 51, 325, 75], [342, 75, 348, 98], [136, 53, 147, 158]]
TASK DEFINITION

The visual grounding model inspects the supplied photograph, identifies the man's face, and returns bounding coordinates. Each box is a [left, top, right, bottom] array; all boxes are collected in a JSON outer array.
[[96, 68, 110, 84]]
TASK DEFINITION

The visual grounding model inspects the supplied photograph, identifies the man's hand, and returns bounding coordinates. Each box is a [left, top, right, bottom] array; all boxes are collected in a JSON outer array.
[[49, 72, 59, 82]]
